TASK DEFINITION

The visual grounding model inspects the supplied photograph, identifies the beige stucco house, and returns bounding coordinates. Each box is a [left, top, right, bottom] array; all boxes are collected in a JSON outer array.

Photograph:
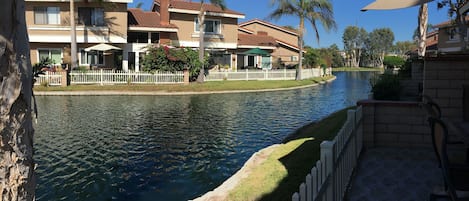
[[25, 0, 131, 70], [434, 16, 469, 53], [238, 19, 301, 69], [26, 0, 301, 72]]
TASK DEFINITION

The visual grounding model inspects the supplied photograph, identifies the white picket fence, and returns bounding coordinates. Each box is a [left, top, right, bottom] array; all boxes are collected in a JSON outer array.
[[205, 68, 332, 81], [34, 71, 63, 86], [70, 70, 184, 85], [292, 106, 363, 201]]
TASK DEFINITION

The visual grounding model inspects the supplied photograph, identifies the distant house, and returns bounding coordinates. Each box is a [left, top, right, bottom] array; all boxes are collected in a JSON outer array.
[[434, 16, 469, 53], [25, 0, 131, 70], [238, 19, 301, 69], [26, 0, 302, 72]]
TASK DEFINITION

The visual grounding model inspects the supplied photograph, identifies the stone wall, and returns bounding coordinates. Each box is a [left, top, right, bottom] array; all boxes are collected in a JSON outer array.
[[423, 54, 469, 122], [358, 100, 431, 148], [400, 59, 424, 100]]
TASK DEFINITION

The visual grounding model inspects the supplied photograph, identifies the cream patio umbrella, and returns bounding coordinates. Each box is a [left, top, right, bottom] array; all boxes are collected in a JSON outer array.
[[362, 0, 435, 57]]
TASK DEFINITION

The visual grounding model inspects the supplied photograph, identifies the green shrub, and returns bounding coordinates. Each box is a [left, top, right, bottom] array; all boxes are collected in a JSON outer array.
[[370, 73, 401, 100], [141, 45, 204, 80], [383, 56, 405, 69]]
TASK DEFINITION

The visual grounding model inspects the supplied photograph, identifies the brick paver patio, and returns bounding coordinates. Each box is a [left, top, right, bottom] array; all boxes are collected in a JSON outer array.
[[345, 147, 442, 201]]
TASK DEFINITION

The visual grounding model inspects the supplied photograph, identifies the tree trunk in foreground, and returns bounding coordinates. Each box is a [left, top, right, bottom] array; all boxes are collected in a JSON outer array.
[[417, 3, 428, 57], [0, 0, 36, 200]]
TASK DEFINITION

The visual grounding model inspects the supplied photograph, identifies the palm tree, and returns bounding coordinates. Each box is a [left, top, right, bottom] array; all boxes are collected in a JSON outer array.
[[417, 3, 428, 57], [70, 0, 77, 71], [269, 0, 337, 80], [0, 0, 36, 200], [196, 0, 226, 82]]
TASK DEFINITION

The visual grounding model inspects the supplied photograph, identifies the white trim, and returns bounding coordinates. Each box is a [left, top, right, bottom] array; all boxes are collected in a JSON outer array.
[[276, 40, 300, 51], [239, 19, 299, 36], [238, 27, 254, 34], [178, 41, 237, 49], [191, 33, 224, 39], [168, 8, 245, 19], [29, 26, 109, 31], [29, 26, 70, 31], [128, 27, 178, 32], [205, 11, 245, 19], [29, 34, 127, 43], [26, 0, 132, 3], [237, 45, 276, 50], [439, 47, 462, 52]]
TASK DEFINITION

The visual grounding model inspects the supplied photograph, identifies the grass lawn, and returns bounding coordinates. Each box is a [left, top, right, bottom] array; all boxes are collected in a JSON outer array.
[[33, 76, 334, 92], [332, 67, 383, 72], [226, 106, 354, 201]]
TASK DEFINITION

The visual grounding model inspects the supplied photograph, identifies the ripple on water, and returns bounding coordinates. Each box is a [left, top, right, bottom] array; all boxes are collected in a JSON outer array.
[[34, 72, 374, 201]]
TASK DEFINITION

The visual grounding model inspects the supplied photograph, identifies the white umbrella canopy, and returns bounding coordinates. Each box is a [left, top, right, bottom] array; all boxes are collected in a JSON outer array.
[[84, 43, 122, 52], [361, 0, 434, 11]]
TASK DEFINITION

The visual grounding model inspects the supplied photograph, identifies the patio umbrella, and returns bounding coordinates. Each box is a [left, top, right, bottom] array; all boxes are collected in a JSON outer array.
[[241, 47, 270, 56], [361, 0, 434, 11], [361, 0, 434, 57], [84, 43, 122, 52]]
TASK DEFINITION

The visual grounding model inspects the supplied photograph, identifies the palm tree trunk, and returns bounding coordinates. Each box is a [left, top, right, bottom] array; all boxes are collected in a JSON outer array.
[[0, 0, 36, 200], [417, 3, 428, 57], [297, 17, 304, 80], [70, 0, 78, 70], [196, 2, 206, 83]]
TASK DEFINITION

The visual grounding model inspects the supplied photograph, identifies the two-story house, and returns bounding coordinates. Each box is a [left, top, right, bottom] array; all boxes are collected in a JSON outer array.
[[125, 7, 178, 71], [238, 19, 301, 69], [26, 0, 130, 70], [434, 16, 469, 53], [123, 0, 246, 71]]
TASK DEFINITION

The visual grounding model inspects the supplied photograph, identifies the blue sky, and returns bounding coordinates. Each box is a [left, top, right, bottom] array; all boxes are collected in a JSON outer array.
[[129, 0, 451, 49]]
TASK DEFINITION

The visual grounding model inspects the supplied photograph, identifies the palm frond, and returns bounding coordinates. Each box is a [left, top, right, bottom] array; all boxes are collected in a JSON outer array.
[[209, 0, 226, 10], [268, 0, 297, 20]]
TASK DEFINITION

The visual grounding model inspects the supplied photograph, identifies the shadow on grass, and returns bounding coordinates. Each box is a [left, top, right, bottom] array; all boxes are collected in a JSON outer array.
[[258, 107, 353, 201]]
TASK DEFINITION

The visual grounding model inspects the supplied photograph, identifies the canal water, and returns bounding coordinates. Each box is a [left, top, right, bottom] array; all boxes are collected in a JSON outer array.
[[34, 71, 375, 201]]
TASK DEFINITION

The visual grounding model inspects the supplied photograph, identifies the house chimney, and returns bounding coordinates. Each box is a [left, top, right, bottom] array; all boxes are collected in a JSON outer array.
[[160, 0, 170, 25]]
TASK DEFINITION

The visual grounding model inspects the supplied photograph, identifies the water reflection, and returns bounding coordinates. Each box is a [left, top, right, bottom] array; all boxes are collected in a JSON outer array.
[[34, 72, 375, 201]]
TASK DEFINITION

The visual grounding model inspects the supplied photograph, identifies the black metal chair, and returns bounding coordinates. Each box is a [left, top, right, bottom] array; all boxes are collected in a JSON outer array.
[[428, 117, 469, 201]]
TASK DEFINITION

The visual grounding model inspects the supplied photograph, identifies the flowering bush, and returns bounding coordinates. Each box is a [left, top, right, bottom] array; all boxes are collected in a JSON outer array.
[[141, 45, 205, 80]]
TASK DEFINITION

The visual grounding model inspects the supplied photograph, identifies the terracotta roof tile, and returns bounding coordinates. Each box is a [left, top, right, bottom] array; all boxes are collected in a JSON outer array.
[[155, 0, 244, 16], [238, 34, 277, 47], [128, 8, 177, 29]]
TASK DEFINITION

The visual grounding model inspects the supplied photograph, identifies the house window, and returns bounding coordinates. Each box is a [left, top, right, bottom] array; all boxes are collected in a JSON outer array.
[[291, 56, 299, 62], [80, 49, 104, 65], [448, 27, 460, 41], [127, 32, 148, 43], [38, 49, 61, 64], [78, 7, 104, 26], [34, 7, 60, 25], [195, 18, 221, 34]]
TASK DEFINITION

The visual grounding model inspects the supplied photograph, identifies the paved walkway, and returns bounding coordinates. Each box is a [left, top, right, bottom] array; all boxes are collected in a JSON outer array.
[[346, 147, 442, 201]]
